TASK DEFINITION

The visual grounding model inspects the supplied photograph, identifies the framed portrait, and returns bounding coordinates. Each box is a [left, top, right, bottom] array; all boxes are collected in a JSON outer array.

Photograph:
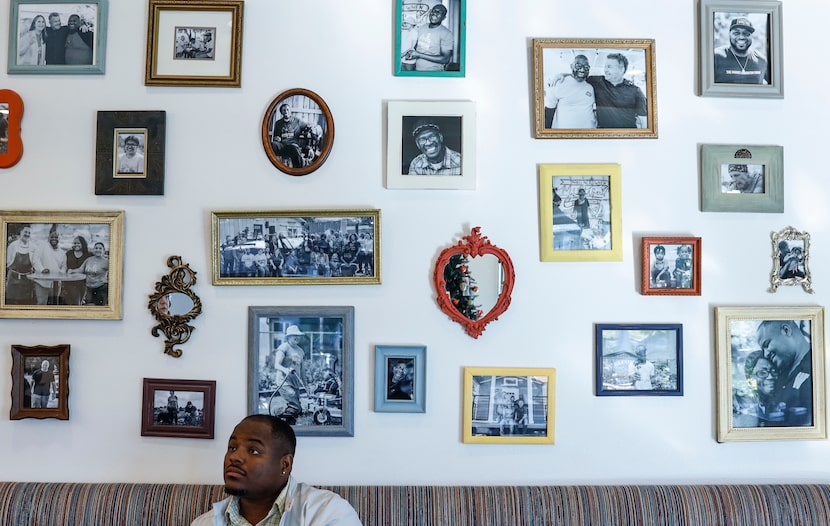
[[641, 237, 702, 296], [595, 324, 684, 396], [95, 111, 166, 195], [700, 144, 783, 213], [7, 0, 108, 74], [247, 306, 354, 437], [394, 0, 465, 77], [0, 210, 124, 319], [463, 367, 555, 444], [374, 345, 426, 413], [10, 344, 69, 420], [211, 209, 380, 286], [699, 0, 783, 98], [261, 89, 335, 176], [140, 378, 216, 439], [715, 306, 826, 442], [532, 38, 657, 139], [538, 163, 622, 262], [769, 226, 813, 294], [145, 0, 244, 87], [386, 100, 475, 190], [0, 89, 24, 168]]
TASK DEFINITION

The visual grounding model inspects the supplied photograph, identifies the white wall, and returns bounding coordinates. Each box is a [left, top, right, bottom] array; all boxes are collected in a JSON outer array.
[[2, 0, 829, 485]]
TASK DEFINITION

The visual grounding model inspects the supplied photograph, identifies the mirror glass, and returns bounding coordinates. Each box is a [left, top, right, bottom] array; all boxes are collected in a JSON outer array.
[[443, 254, 502, 320], [158, 293, 195, 317]]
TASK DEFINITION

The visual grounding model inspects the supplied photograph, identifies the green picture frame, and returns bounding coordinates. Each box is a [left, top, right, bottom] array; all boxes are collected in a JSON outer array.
[[700, 144, 783, 213], [395, 0, 465, 77]]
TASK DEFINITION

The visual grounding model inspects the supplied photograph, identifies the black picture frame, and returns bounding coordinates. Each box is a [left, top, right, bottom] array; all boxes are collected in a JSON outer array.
[[95, 111, 166, 195]]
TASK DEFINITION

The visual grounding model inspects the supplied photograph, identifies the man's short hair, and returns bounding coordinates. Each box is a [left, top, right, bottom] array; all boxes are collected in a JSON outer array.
[[412, 119, 441, 137], [606, 53, 628, 72], [242, 414, 297, 455], [48, 12, 60, 20], [653, 245, 665, 255], [123, 135, 139, 146], [279, 103, 291, 112], [431, 4, 447, 15]]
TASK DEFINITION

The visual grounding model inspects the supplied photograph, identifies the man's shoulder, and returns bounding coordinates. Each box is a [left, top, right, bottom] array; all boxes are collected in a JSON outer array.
[[714, 46, 731, 58], [289, 482, 362, 524]]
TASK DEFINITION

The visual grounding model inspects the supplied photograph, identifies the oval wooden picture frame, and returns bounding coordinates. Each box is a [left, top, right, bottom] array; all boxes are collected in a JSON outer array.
[[261, 88, 334, 176], [0, 89, 24, 168]]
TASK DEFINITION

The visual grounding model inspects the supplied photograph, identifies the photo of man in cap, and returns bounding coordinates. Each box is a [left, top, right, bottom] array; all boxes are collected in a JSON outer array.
[[404, 116, 462, 175], [713, 14, 770, 84], [722, 163, 764, 193]]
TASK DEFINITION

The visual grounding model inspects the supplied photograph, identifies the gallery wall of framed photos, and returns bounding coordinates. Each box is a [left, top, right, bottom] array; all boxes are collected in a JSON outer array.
[[1, 0, 829, 486]]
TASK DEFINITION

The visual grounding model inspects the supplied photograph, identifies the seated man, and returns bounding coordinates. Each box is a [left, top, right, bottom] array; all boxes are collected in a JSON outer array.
[[271, 104, 310, 168]]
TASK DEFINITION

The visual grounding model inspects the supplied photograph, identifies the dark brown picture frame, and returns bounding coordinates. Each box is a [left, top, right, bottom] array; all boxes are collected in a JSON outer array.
[[95, 111, 166, 195], [261, 88, 334, 176], [141, 378, 216, 439], [641, 237, 702, 296], [10, 344, 70, 420]]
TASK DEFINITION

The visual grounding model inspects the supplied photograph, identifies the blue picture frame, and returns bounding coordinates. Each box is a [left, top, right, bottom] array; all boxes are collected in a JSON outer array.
[[595, 324, 684, 397], [8, 0, 108, 74], [395, 0, 465, 77], [374, 345, 426, 413]]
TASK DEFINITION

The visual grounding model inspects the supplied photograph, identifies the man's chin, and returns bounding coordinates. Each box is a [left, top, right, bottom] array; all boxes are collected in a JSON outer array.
[[224, 486, 247, 497]]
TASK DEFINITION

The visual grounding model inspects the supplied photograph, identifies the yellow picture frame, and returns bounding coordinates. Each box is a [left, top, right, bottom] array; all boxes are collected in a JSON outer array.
[[538, 163, 622, 262], [715, 306, 827, 442], [462, 367, 556, 445]]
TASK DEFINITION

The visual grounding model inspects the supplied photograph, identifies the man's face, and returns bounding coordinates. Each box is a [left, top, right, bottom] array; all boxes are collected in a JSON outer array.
[[280, 105, 291, 120], [67, 15, 80, 31], [21, 228, 31, 240], [392, 363, 406, 381], [124, 139, 138, 157], [48, 232, 58, 248], [757, 322, 801, 372], [577, 190, 586, 200], [49, 15, 61, 30], [603, 58, 625, 84], [287, 334, 301, 346], [415, 128, 445, 162], [730, 170, 751, 191], [429, 6, 447, 25], [41, 360, 50, 371], [729, 27, 753, 53], [571, 57, 590, 80], [224, 419, 291, 498]]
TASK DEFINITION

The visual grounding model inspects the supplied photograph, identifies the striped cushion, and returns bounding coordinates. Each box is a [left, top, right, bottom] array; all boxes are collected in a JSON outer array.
[[0, 483, 828, 525]]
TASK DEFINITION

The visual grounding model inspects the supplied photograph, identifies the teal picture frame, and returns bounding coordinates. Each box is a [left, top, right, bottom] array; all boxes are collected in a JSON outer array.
[[374, 345, 426, 413], [8, 0, 108, 75], [700, 143, 783, 213], [395, 0, 465, 77]]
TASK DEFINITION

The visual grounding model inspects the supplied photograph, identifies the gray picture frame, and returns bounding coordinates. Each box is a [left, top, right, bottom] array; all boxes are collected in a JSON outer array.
[[247, 305, 354, 437], [700, 144, 783, 213], [374, 345, 426, 413], [699, 0, 783, 98], [7, 0, 108, 75]]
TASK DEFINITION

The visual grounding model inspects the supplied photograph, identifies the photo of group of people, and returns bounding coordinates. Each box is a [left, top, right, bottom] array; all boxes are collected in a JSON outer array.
[[152, 389, 204, 426], [4, 222, 111, 307], [174, 26, 215, 60], [469, 374, 548, 437], [648, 243, 695, 290], [14, 3, 98, 66], [397, 0, 463, 74], [597, 327, 681, 394], [730, 319, 813, 428], [542, 47, 648, 130], [252, 314, 347, 431], [551, 175, 611, 251], [217, 215, 376, 280]]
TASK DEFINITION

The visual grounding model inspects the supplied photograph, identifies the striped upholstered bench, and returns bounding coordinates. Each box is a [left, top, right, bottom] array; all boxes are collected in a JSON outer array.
[[1, 482, 829, 525]]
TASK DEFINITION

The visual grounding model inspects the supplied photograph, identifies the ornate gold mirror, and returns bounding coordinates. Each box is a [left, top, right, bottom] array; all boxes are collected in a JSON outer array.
[[433, 227, 515, 338], [149, 256, 202, 357]]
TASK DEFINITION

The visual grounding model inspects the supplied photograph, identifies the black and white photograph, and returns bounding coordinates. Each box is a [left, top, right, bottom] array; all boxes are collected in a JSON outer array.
[[711, 12, 770, 86], [533, 39, 657, 138], [769, 226, 813, 294], [262, 89, 334, 176], [551, 175, 611, 251], [141, 378, 216, 439], [463, 367, 556, 444], [721, 163, 764, 193], [0, 211, 124, 319], [0, 103, 8, 154], [114, 130, 146, 176], [400, 115, 462, 176], [595, 324, 683, 396], [386, 358, 414, 401], [8, 1, 108, 74], [716, 306, 826, 442], [248, 306, 354, 437], [699, 1, 783, 98], [211, 210, 380, 285], [641, 237, 702, 295], [395, 0, 465, 77], [10, 344, 70, 420], [174, 26, 215, 60]]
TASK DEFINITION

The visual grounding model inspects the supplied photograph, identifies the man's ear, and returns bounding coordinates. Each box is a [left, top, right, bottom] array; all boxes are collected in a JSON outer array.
[[781, 323, 792, 337], [281, 453, 294, 474]]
